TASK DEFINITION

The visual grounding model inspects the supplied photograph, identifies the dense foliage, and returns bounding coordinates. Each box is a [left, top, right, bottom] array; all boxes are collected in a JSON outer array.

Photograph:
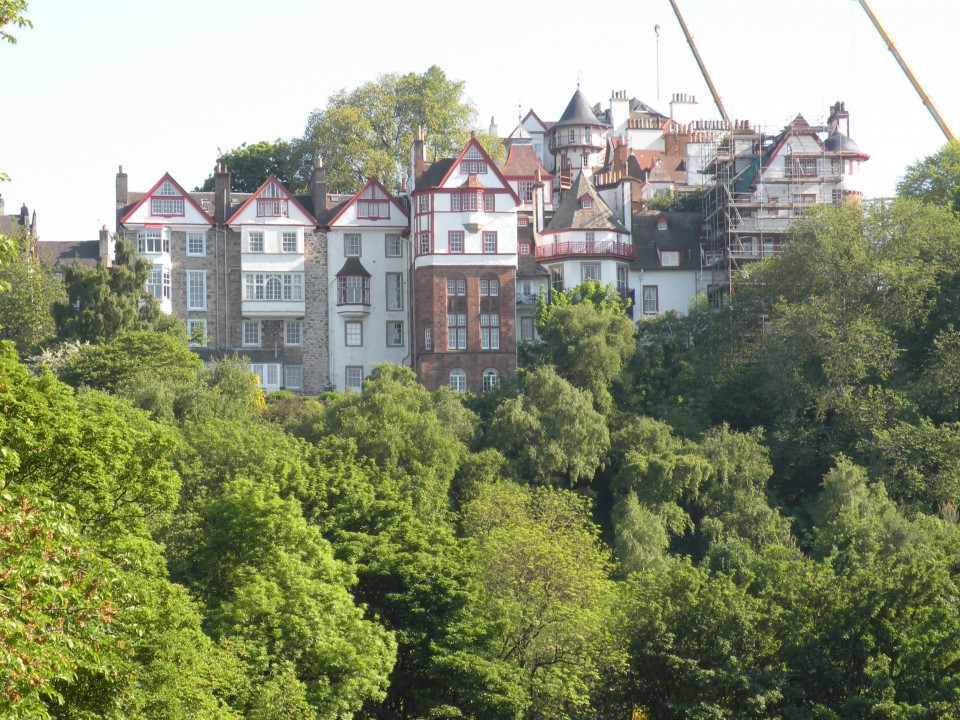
[[10, 115, 960, 717]]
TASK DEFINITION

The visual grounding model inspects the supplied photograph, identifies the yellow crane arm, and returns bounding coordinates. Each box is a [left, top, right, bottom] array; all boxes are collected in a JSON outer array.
[[669, 0, 730, 123]]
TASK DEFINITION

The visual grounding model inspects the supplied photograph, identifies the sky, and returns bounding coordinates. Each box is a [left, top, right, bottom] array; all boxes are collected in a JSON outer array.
[[3, 0, 958, 242]]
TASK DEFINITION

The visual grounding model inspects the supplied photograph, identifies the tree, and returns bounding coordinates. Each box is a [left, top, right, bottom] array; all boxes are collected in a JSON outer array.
[[53, 235, 159, 343], [461, 481, 623, 719], [897, 139, 960, 212], [196, 140, 296, 192], [291, 66, 477, 192], [534, 281, 635, 413], [0, 232, 65, 354], [486, 365, 609, 487]]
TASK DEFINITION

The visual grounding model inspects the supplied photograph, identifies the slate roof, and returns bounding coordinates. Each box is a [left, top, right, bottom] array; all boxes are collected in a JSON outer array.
[[824, 130, 866, 156], [36, 240, 100, 267], [415, 158, 455, 190], [335, 257, 371, 277], [631, 211, 702, 272], [543, 173, 627, 234], [554, 89, 607, 129]]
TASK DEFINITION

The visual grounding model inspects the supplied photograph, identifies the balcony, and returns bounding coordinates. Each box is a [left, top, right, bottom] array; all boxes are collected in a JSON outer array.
[[536, 240, 636, 262], [516, 291, 547, 306]]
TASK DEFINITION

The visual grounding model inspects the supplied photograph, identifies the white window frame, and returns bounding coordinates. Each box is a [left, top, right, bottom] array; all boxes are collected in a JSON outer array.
[[281, 231, 298, 253], [480, 278, 499, 297], [424, 327, 432, 351], [581, 263, 601, 282], [284, 365, 303, 390], [449, 231, 464, 253], [521, 316, 536, 342], [480, 314, 500, 350], [447, 313, 466, 350], [482, 232, 497, 254], [385, 234, 402, 257], [242, 320, 261, 347], [482, 369, 501, 392], [642, 286, 659, 315], [248, 231, 264, 253], [186, 231, 206, 257], [137, 228, 168, 254], [449, 368, 467, 393], [187, 270, 207, 311], [284, 320, 303, 346], [345, 366, 363, 391]]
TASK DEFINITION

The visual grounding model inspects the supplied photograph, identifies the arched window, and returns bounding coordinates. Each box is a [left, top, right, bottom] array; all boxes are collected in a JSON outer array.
[[482, 369, 500, 392], [449, 368, 467, 393], [265, 275, 283, 300]]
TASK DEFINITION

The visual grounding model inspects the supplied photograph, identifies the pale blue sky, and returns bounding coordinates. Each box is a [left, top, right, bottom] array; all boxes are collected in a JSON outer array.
[[3, 0, 957, 241]]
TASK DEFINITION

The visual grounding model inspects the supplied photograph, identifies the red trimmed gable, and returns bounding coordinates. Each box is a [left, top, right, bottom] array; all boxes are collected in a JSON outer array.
[[434, 138, 522, 206], [119, 172, 213, 226], [226, 175, 317, 227], [326, 177, 409, 227]]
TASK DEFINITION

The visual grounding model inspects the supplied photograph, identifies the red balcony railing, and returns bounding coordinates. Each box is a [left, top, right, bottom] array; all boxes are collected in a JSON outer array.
[[535, 240, 635, 261]]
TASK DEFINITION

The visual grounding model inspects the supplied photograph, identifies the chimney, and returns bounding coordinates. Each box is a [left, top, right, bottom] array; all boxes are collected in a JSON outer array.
[[309, 158, 327, 217], [411, 126, 426, 192], [213, 162, 231, 226], [489, 116, 498, 137], [99, 225, 113, 267], [532, 168, 545, 238], [614, 141, 630, 174], [116, 165, 128, 209], [19, 203, 28, 226]]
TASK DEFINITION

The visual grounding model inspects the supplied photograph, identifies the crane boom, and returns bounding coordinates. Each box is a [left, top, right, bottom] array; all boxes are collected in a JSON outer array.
[[856, 0, 954, 141], [668, 0, 730, 123]]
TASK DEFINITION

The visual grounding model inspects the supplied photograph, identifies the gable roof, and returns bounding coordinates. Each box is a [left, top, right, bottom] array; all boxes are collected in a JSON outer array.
[[119, 172, 213, 226], [226, 176, 317, 226], [501, 141, 551, 179], [415, 137, 521, 204], [543, 173, 628, 235], [631, 210, 702, 271], [325, 177, 409, 226]]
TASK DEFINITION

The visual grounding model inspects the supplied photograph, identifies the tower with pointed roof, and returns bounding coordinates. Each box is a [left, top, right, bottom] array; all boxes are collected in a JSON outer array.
[[547, 88, 609, 190]]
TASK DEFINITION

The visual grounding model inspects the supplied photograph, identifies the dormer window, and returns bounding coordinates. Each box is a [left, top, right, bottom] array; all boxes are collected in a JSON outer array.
[[657, 217, 668, 231], [357, 184, 390, 219], [580, 196, 593, 209]]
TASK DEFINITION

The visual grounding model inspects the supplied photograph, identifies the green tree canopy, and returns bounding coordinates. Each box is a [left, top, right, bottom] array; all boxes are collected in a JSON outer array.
[[196, 140, 296, 193], [897, 139, 960, 212]]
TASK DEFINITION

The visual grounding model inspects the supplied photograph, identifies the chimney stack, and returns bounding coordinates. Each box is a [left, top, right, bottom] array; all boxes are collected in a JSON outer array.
[[309, 157, 327, 217], [213, 162, 231, 225], [411, 126, 426, 191], [532, 168, 545, 238], [115, 165, 128, 210], [99, 225, 113, 267]]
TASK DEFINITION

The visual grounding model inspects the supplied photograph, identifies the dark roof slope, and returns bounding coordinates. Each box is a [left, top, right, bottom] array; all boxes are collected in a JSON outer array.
[[631, 211, 701, 271], [543, 172, 627, 234], [555, 89, 607, 129], [36, 240, 100, 267], [416, 158, 455, 190]]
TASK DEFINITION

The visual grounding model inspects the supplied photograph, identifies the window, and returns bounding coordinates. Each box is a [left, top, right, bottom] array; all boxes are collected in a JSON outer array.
[[187, 270, 207, 310], [657, 217, 668, 231], [357, 185, 389, 218], [187, 232, 206, 256], [480, 314, 500, 350], [284, 320, 302, 346], [337, 276, 370, 305], [448, 313, 466, 350], [786, 156, 818, 178], [581, 263, 600, 281], [461, 160, 487, 175], [585, 231, 595, 244], [451, 194, 461, 212], [617, 264, 629, 298], [151, 198, 183, 216], [281, 232, 298, 253], [568, 128, 576, 142], [484, 193, 495, 212], [465, 146, 483, 159], [520, 316, 535, 341], [461, 192, 479, 212], [518, 181, 533, 202], [580, 197, 593, 209], [418, 233, 431, 255], [642, 286, 659, 315], [386, 273, 403, 310], [447, 277, 466, 297], [480, 278, 499, 296], [187, 318, 207, 346], [449, 231, 464, 253], [482, 232, 497, 254], [385, 234, 402, 257], [156, 181, 177, 196], [660, 251, 680, 267], [249, 363, 280, 390], [424, 327, 432, 351], [345, 234, 361, 257], [345, 366, 363, 391], [248, 231, 264, 253], [832, 189, 843, 205], [257, 199, 288, 217], [242, 320, 261, 347], [799, 194, 817, 204], [386, 321, 404, 347], [551, 267, 563, 293], [147, 264, 170, 300], [137, 228, 168, 254], [520, 242, 531, 255], [518, 217, 529, 228], [449, 368, 467, 393], [345, 321, 363, 347], [284, 366, 303, 390], [483, 369, 501, 392], [418, 195, 430, 212], [244, 273, 304, 301]]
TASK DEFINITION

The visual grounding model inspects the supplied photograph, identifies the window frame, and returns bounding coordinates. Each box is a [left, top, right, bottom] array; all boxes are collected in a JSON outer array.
[[186, 231, 206, 257], [480, 313, 500, 350], [386, 273, 403, 311], [242, 320, 261, 347], [281, 231, 298, 253], [448, 231, 464, 254], [284, 365, 303, 390], [186, 270, 207, 311], [385, 234, 402, 257], [337, 275, 370, 305], [345, 366, 363, 391], [482, 231, 497, 254], [386, 321, 404, 347], [186, 318, 207, 347], [345, 321, 363, 347], [284, 320, 303, 346], [449, 368, 467, 393], [642, 286, 659, 315], [482, 369, 501, 392], [344, 234, 362, 257], [248, 231, 264, 253], [447, 313, 467, 350]]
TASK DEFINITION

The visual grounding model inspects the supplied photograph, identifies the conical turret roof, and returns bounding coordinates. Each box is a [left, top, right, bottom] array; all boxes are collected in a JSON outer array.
[[555, 88, 607, 128]]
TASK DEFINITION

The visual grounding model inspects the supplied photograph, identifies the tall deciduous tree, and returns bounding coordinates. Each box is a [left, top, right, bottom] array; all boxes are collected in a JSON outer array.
[[0, 232, 65, 354], [53, 235, 159, 343], [897, 139, 960, 212], [196, 140, 296, 193], [291, 66, 477, 193]]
